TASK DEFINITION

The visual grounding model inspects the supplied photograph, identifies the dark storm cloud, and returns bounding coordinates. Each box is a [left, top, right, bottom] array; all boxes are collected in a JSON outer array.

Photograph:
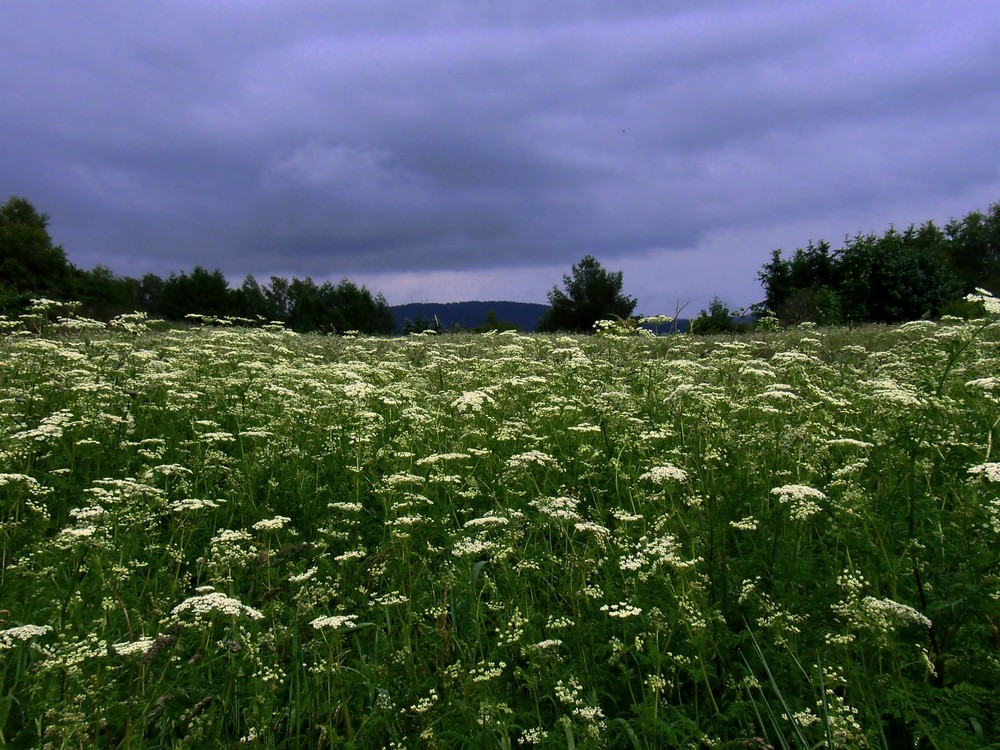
[[2, 1, 999, 307]]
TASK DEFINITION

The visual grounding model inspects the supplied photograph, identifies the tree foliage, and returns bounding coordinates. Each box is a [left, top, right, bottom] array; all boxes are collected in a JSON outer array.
[[0, 196, 396, 334], [691, 297, 744, 335], [471, 309, 520, 333], [755, 203, 1000, 324], [0, 195, 75, 311], [536, 255, 637, 333]]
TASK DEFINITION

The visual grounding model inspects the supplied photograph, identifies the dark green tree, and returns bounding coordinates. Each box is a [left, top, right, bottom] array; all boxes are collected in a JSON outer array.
[[155, 266, 233, 320], [943, 203, 1000, 294], [834, 228, 958, 323], [759, 220, 962, 325], [287, 277, 323, 332], [264, 276, 292, 322], [758, 241, 839, 323], [369, 292, 396, 335], [536, 255, 637, 333], [472, 309, 521, 333], [136, 273, 165, 313], [231, 274, 272, 321], [71, 265, 139, 319], [0, 196, 75, 311], [691, 297, 742, 335], [403, 315, 438, 334], [323, 279, 395, 334]]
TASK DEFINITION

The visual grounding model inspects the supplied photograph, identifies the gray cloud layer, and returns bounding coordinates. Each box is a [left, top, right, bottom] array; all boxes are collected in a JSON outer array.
[[3, 1, 1000, 310]]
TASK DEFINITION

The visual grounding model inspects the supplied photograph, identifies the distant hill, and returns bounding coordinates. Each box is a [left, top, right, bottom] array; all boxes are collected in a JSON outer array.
[[391, 301, 549, 332]]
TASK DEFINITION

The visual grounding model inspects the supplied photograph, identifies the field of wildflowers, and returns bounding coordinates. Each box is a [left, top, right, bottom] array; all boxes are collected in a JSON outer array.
[[1, 297, 999, 749]]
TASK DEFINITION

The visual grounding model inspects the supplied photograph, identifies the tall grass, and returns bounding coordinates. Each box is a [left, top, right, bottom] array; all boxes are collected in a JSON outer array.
[[1, 302, 998, 748]]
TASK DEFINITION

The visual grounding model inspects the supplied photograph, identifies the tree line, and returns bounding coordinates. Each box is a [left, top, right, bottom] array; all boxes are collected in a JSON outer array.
[[757, 201, 1000, 325], [0, 196, 395, 334], [3, 193, 999, 334]]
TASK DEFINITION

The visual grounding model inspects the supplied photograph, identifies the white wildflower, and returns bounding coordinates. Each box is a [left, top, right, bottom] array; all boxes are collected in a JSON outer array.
[[600, 602, 643, 618], [451, 390, 494, 413], [170, 592, 263, 620], [289, 566, 318, 583], [506, 450, 558, 471], [171, 497, 222, 512], [640, 465, 688, 484], [965, 288, 1000, 315], [534, 639, 563, 650], [112, 637, 158, 657], [310, 614, 358, 631], [860, 597, 932, 629], [969, 463, 1000, 483], [771, 484, 826, 520], [252, 515, 291, 531], [0, 624, 53, 649]]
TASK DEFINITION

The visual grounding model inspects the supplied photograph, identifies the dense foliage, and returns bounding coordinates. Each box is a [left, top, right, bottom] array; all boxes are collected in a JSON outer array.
[[536, 255, 637, 332], [0, 196, 395, 334], [7, 193, 1000, 333], [690, 297, 747, 335], [758, 202, 1000, 324], [2, 296, 998, 748], [0, 197, 74, 311]]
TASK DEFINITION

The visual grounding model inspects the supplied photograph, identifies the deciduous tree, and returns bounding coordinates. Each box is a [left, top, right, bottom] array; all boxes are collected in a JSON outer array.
[[0, 195, 74, 310]]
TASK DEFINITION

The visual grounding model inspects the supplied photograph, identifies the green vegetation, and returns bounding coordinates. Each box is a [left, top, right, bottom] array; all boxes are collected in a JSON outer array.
[[536, 255, 637, 333], [758, 201, 1000, 325], [0, 196, 395, 334], [0, 196, 74, 312], [690, 297, 747, 335], [5, 194, 1000, 334], [471, 309, 521, 333], [2, 294, 999, 748]]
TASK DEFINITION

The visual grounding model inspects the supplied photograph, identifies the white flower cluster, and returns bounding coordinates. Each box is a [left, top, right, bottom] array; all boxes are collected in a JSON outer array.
[[573, 521, 611, 539], [408, 688, 439, 714], [968, 463, 1000, 483], [860, 596, 932, 630], [640, 465, 688, 484], [506, 450, 558, 471], [111, 637, 158, 657], [862, 378, 923, 408], [770, 484, 826, 520], [469, 659, 506, 683], [0, 624, 53, 649], [203, 528, 255, 572], [415, 452, 470, 466], [171, 497, 223, 512], [68, 505, 106, 521], [534, 639, 563, 651], [451, 390, 494, 413], [252, 515, 291, 531], [965, 287, 1000, 315], [170, 592, 263, 621], [451, 533, 500, 558], [530, 495, 582, 522], [464, 513, 509, 529], [520, 727, 548, 745], [554, 676, 606, 737], [619, 530, 692, 580], [600, 601, 643, 618], [310, 614, 358, 631]]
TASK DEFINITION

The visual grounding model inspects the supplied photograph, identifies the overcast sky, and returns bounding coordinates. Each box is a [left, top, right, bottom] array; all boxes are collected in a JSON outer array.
[[3, 1, 999, 314]]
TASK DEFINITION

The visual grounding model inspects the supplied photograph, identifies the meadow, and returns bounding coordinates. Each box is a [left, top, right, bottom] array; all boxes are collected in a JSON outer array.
[[1, 298, 998, 749]]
